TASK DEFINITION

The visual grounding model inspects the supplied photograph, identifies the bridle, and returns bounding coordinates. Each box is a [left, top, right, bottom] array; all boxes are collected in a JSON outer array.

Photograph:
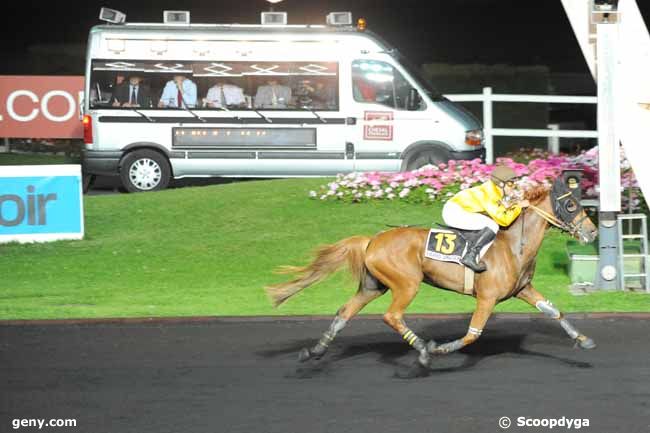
[[529, 189, 590, 238], [518, 182, 590, 254]]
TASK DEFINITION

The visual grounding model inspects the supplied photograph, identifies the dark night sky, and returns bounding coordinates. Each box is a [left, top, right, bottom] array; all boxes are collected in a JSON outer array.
[[2, 0, 650, 74]]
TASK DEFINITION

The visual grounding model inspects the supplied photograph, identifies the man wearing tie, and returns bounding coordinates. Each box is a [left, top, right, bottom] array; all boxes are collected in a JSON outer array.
[[254, 79, 292, 109], [205, 80, 247, 108], [112, 75, 151, 107], [158, 75, 198, 108]]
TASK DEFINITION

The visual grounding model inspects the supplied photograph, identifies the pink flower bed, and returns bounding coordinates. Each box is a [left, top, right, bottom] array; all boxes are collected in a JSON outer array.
[[309, 146, 645, 211]]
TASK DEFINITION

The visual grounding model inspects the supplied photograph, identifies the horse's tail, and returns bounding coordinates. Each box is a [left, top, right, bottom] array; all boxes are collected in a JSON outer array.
[[265, 235, 371, 307]]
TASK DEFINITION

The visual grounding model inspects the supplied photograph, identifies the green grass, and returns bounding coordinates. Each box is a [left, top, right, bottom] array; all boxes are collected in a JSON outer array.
[[0, 179, 648, 320], [0, 152, 75, 165]]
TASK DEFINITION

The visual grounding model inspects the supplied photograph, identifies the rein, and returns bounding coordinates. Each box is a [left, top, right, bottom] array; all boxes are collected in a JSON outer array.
[[529, 204, 567, 230]]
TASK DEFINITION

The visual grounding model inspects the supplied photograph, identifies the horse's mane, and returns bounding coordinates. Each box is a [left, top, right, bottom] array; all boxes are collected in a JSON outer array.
[[523, 184, 550, 203]]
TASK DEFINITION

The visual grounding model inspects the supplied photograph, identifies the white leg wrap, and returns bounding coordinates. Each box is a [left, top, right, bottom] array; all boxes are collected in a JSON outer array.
[[535, 300, 561, 320], [468, 327, 483, 336], [329, 316, 348, 333], [536, 300, 581, 339], [560, 319, 580, 339]]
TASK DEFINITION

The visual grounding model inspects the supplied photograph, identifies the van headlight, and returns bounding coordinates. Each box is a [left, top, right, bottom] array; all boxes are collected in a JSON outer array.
[[465, 129, 484, 146]]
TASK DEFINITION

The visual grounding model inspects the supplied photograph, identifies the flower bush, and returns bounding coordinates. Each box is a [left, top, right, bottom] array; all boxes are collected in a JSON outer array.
[[309, 146, 647, 212]]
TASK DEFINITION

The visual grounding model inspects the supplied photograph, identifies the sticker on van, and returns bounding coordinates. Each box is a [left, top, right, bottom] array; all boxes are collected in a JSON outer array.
[[364, 111, 393, 141]]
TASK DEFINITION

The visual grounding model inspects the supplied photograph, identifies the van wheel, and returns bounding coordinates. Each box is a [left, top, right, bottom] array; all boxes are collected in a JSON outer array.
[[120, 149, 171, 193], [405, 149, 446, 171]]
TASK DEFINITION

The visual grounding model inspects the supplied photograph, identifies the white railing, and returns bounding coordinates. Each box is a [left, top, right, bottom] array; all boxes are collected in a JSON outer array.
[[444, 86, 598, 164]]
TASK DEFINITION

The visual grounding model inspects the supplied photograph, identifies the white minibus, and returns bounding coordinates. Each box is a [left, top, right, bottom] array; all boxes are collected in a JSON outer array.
[[82, 9, 485, 192]]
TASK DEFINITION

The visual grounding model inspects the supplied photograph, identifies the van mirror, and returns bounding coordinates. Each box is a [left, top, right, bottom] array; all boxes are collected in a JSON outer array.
[[407, 88, 421, 111]]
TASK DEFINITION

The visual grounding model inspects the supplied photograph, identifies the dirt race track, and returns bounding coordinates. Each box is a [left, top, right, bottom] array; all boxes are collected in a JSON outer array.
[[1, 315, 649, 433]]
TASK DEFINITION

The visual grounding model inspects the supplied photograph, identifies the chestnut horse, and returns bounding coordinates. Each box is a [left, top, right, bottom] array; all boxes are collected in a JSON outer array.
[[266, 178, 598, 366]]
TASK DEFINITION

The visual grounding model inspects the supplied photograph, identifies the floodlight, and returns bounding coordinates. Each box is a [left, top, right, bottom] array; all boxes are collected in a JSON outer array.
[[591, 0, 619, 24], [99, 8, 126, 24], [326, 12, 353, 26], [261, 12, 287, 25], [164, 11, 190, 25], [593, 0, 619, 12]]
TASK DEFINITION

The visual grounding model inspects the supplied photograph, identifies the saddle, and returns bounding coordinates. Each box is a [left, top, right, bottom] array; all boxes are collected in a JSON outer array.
[[424, 224, 487, 295]]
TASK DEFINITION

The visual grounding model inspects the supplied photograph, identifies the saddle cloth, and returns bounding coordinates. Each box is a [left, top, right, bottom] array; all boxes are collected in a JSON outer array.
[[424, 226, 487, 295], [425, 227, 466, 264]]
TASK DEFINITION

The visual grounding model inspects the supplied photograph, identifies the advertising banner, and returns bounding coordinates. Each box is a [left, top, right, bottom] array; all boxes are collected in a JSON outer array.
[[0, 76, 84, 139], [0, 165, 84, 243]]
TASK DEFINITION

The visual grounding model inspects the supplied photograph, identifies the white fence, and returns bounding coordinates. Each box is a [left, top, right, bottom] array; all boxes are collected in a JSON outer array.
[[445, 86, 598, 164]]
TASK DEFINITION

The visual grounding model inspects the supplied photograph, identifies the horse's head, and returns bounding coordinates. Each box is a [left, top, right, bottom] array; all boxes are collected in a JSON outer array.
[[550, 177, 597, 244]]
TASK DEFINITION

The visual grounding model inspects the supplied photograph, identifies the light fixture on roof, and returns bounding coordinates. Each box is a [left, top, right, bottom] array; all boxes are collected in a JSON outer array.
[[326, 12, 352, 26], [164, 10, 191, 25], [261, 12, 287, 26], [99, 7, 126, 24]]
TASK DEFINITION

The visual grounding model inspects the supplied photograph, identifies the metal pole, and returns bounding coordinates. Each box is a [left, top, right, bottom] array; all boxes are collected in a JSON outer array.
[[483, 87, 493, 164], [547, 124, 560, 154], [1, 137, 9, 153], [594, 16, 622, 291]]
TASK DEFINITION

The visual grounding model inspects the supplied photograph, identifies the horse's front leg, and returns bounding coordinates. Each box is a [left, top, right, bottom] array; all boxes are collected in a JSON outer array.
[[516, 284, 596, 349], [428, 296, 497, 355]]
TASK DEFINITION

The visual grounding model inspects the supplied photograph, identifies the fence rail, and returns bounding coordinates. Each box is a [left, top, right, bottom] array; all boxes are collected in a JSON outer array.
[[444, 87, 598, 163]]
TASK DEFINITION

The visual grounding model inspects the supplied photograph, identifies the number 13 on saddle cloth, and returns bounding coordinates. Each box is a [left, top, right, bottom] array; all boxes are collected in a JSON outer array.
[[424, 229, 467, 263]]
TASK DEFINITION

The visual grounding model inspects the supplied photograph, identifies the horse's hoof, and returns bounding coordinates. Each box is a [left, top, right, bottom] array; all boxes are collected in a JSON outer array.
[[298, 348, 312, 362], [576, 335, 596, 350], [426, 340, 438, 354]]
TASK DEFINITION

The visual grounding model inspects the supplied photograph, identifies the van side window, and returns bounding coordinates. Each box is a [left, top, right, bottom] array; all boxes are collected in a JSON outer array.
[[352, 60, 420, 110], [89, 60, 339, 111]]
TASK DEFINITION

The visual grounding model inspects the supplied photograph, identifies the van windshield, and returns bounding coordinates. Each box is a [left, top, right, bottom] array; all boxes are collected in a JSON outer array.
[[89, 60, 339, 111], [391, 52, 445, 101]]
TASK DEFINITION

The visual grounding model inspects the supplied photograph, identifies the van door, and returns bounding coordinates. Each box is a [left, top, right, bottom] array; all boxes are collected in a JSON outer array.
[[347, 59, 430, 172]]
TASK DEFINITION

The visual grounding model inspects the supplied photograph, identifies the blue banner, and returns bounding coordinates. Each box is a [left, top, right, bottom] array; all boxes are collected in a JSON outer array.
[[0, 166, 84, 243]]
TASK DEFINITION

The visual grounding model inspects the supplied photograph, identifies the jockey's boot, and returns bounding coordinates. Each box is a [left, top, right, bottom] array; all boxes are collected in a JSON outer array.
[[461, 227, 496, 273]]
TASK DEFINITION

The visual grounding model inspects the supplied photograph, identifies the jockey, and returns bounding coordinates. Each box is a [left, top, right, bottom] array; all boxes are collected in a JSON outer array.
[[441, 165, 529, 272]]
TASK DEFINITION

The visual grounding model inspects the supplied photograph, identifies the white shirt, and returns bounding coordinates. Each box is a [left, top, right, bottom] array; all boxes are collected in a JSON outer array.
[[205, 84, 246, 108], [128, 85, 139, 104], [159, 79, 197, 108]]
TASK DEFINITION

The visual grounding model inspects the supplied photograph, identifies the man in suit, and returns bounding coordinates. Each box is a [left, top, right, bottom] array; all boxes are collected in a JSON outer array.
[[112, 75, 151, 108], [254, 79, 292, 109]]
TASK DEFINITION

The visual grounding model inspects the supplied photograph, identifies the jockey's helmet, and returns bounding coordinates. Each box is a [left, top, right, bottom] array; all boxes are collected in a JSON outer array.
[[490, 166, 519, 187]]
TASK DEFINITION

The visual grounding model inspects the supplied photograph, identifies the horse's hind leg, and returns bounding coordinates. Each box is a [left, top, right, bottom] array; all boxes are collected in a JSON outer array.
[[381, 283, 431, 366], [298, 274, 387, 362], [516, 284, 596, 349]]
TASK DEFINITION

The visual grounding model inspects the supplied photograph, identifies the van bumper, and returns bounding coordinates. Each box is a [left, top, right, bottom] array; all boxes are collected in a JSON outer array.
[[448, 147, 485, 162], [82, 150, 122, 176]]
